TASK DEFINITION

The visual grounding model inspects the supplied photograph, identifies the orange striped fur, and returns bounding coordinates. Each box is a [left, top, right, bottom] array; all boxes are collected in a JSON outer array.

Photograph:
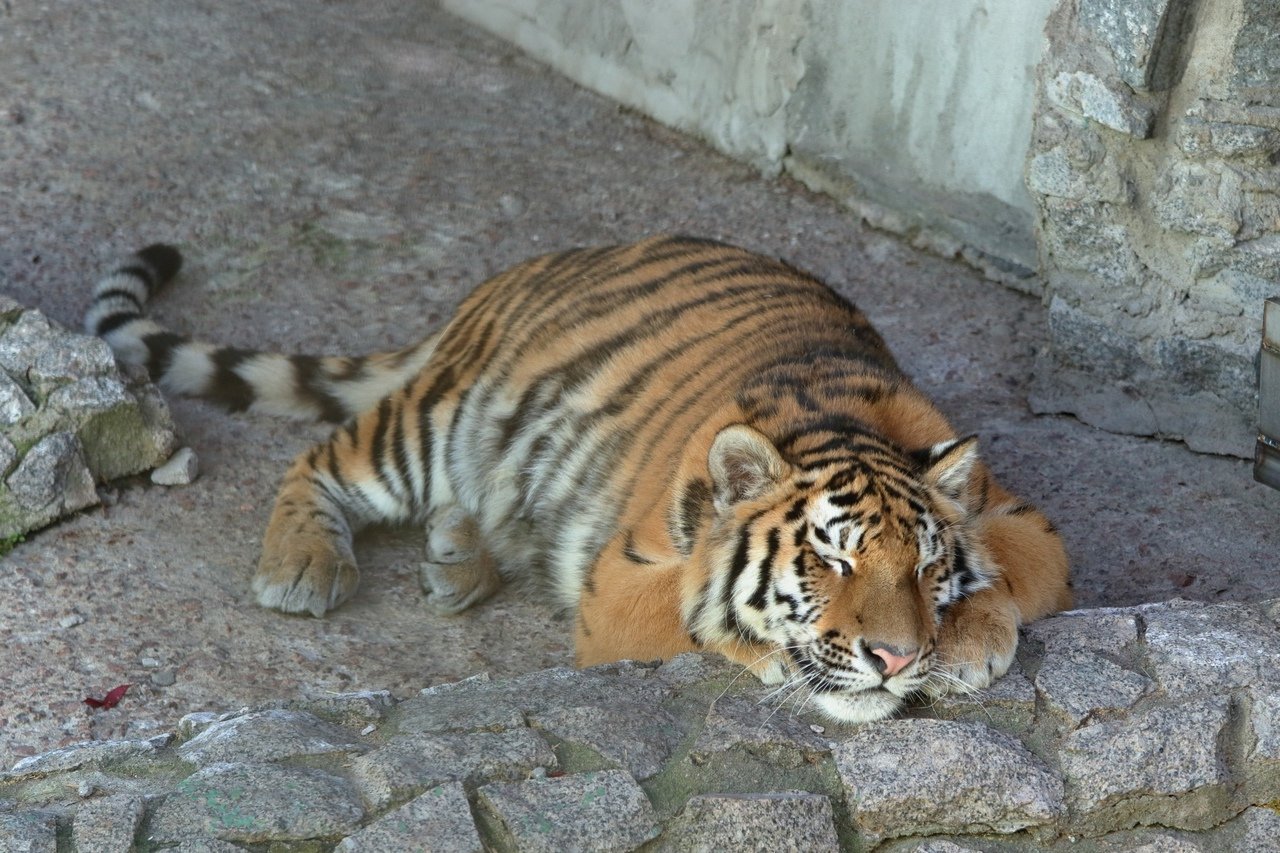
[[87, 235, 1071, 723]]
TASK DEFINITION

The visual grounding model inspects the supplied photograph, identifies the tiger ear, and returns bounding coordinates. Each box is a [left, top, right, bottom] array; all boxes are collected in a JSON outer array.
[[915, 435, 980, 503], [709, 425, 789, 513]]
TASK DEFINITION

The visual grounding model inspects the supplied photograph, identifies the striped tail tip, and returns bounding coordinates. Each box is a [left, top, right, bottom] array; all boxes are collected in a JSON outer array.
[[85, 243, 184, 337]]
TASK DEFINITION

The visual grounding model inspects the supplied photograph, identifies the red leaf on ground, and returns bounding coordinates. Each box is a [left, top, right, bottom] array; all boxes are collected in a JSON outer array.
[[84, 683, 131, 709]]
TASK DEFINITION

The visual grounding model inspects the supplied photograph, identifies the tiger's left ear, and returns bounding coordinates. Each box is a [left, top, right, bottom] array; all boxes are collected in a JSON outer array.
[[913, 435, 980, 504], [708, 424, 790, 513]]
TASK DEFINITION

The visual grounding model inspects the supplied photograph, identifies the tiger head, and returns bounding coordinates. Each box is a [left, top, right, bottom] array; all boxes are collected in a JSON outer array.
[[686, 423, 993, 724]]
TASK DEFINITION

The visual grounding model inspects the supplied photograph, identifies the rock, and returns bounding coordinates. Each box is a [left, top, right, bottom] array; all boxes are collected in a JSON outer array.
[[150, 446, 199, 485], [659, 792, 840, 852], [148, 763, 365, 844], [0, 302, 178, 537], [832, 719, 1064, 842], [395, 673, 524, 734], [0, 811, 57, 853], [0, 373, 34, 426], [8, 736, 169, 777], [336, 782, 484, 852], [351, 727, 557, 810], [176, 708, 368, 766], [286, 689, 397, 727], [1232, 806, 1280, 852], [72, 794, 145, 852], [528, 702, 683, 781], [1249, 686, 1280, 760], [1048, 71, 1155, 137], [686, 694, 830, 768], [4, 431, 97, 516], [1059, 696, 1232, 832], [1034, 649, 1152, 726], [1143, 602, 1280, 698], [476, 770, 660, 852], [1077, 0, 1181, 91]]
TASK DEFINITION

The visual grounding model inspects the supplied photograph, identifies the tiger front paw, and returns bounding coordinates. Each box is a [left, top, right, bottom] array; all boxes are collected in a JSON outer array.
[[253, 532, 359, 618], [923, 590, 1018, 698]]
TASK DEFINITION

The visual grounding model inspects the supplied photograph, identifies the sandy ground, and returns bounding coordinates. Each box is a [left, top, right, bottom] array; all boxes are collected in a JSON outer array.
[[1, 0, 1277, 768]]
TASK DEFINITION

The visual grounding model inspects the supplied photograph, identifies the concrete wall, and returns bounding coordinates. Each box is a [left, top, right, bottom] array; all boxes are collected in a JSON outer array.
[[443, 0, 1057, 286]]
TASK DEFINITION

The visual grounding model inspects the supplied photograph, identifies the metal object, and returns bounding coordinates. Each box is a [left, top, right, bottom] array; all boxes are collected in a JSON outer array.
[[1256, 298, 1280, 489]]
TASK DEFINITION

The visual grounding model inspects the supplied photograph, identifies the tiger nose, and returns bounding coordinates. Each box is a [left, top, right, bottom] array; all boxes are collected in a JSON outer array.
[[868, 644, 917, 677]]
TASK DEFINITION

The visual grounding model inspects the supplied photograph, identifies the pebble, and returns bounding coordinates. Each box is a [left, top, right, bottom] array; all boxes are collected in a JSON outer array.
[[151, 669, 178, 687], [58, 614, 85, 629], [150, 446, 199, 485]]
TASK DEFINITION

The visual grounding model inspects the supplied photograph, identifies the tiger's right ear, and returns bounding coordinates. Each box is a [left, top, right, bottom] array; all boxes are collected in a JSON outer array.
[[709, 425, 789, 513]]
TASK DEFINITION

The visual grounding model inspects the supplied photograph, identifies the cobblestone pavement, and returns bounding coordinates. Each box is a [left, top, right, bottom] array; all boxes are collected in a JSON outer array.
[[1, 0, 1278, 833], [3, 600, 1280, 849]]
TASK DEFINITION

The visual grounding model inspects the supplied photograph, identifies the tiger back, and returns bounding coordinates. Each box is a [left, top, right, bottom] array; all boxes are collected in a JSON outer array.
[[87, 234, 1071, 723]]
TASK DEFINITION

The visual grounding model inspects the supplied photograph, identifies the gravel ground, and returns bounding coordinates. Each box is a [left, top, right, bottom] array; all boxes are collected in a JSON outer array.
[[1, 0, 1277, 769]]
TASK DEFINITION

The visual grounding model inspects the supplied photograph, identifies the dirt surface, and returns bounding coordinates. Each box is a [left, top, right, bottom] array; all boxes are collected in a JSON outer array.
[[1, 0, 1277, 769]]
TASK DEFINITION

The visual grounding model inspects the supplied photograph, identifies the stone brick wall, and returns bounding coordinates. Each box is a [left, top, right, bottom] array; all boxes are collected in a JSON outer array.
[[1027, 0, 1280, 456]]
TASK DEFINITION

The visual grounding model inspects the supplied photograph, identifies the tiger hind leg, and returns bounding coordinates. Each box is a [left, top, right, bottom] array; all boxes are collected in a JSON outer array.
[[420, 504, 502, 615]]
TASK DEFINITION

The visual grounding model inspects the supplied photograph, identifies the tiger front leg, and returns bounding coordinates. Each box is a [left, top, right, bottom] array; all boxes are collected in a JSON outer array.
[[254, 400, 424, 617], [253, 451, 363, 617], [420, 505, 502, 615], [924, 502, 1071, 697]]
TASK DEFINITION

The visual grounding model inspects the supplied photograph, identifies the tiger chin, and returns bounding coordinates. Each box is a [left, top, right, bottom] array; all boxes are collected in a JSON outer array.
[[86, 234, 1072, 725]]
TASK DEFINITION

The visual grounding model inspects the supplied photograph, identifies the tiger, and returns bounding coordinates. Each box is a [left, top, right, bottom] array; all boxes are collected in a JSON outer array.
[[85, 234, 1071, 723]]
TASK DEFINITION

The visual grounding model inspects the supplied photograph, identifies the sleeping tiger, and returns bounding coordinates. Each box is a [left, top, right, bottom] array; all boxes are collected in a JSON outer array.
[[85, 234, 1071, 723]]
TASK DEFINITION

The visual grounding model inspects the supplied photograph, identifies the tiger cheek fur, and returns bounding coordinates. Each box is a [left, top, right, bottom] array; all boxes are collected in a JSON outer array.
[[87, 234, 1071, 725]]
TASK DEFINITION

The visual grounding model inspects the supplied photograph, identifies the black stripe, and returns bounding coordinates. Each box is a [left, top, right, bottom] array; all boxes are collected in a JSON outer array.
[[622, 532, 655, 565], [293, 355, 350, 422], [670, 478, 711, 556], [141, 331, 188, 380], [94, 311, 142, 337], [93, 287, 144, 308], [207, 347, 258, 412], [746, 527, 779, 610], [112, 264, 155, 290]]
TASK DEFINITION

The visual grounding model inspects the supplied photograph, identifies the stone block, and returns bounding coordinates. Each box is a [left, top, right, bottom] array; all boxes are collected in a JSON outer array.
[[8, 735, 170, 777], [658, 792, 840, 852], [0, 373, 34, 427], [351, 728, 556, 810], [931, 666, 1037, 729], [1048, 71, 1155, 137], [1250, 686, 1280, 760], [1233, 806, 1280, 851], [1034, 649, 1152, 726], [1151, 161, 1243, 243], [1037, 200, 1142, 287], [72, 794, 145, 852], [149, 763, 365, 844], [4, 432, 96, 517], [176, 708, 369, 767], [1059, 696, 1231, 832], [476, 769, 660, 853], [396, 673, 524, 734], [1077, 0, 1181, 91], [1230, 0, 1280, 92], [1023, 610, 1140, 656], [336, 782, 483, 853], [529, 703, 683, 781], [0, 812, 57, 853], [687, 694, 831, 769], [1179, 116, 1280, 160], [832, 719, 1063, 842], [1144, 602, 1280, 698]]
